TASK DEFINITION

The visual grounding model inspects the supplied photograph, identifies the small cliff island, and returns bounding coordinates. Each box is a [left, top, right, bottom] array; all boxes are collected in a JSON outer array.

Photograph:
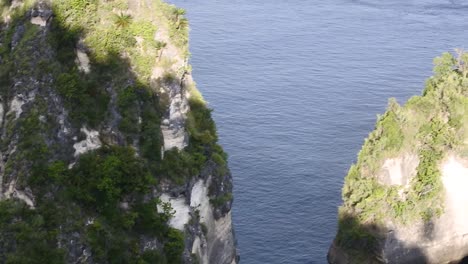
[[329, 51, 468, 264], [0, 0, 237, 263]]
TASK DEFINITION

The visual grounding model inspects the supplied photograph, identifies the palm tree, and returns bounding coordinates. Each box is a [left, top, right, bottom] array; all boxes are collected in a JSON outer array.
[[155, 41, 167, 59], [113, 12, 132, 28], [176, 17, 189, 30], [172, 8, 185, 24]]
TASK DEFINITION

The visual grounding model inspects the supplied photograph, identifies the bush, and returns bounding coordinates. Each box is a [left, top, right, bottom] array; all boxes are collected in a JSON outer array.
[[336, 210, 379, 261], [210, 193, 232, 207], [139, 90, 163, 164], [164, 229, 185, 263], [379, 111, 403, 151], [0, 200, 65, 263], [55, 71, 109, 127], [158, 148, 197, 184], [133, 199, 170, 237], [66, 146, 155, 213], [117, 86, 140, 134]]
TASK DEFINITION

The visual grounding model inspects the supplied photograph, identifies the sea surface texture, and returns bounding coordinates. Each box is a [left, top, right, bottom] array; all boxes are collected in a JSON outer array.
[[169, 0, 468, 263]]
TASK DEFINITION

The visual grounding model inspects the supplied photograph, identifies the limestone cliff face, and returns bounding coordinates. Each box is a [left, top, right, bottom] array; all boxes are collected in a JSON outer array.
[[0, 0, 237, 263], [329, 52, 468, 264], [329, 156, 468, 264], [161, 166, 237, 264]]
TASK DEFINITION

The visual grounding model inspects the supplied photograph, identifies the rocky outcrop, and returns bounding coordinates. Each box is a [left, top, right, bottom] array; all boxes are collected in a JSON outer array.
[[329, 156, 468, 264], [378, 154, 419, 187], [380, 156, 468, 263], [329, 52, 468, 264], [160, 174, 237, 264], [153, 18, 190, 152], [160, 76, 189, 151], [0, 0, 237, 263]]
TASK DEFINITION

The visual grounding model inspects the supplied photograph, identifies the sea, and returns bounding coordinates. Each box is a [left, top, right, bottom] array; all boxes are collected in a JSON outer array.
[[168, 0, 468, 263]]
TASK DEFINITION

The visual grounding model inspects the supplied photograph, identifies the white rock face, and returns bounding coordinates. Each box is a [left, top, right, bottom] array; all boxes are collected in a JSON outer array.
[[75, 49, 91, 73], [73, 128, 101, 156], [14, 190, 34, 207], [442, 156, 468, 236], [158, 179, 236, 263], [191, 179, 210, 211], [191, 236, 203, 258], [30, 16, 47, 27], [58, 112, 69, 135], [3, 180, 35, 208], [159, 193, 191, 230], [30, 2, 52, 27], [152, 26, 189, 151], [209, 211, 237, 264], [0, 103, 4, 125], [190, 180, 211, 263], [8, 92, 36, 120], [160, 91, 189, 151], [379, 154, 419, 186], [190, 179, 237, 264], [10, 97, 24, 119], [381, 155, 468, 263], [86, 218, 95, 226]]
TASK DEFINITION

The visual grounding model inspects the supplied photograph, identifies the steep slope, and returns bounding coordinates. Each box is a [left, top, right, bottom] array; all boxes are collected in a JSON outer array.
[[329, 51, 468, 264], [0, 0, 237, 263]]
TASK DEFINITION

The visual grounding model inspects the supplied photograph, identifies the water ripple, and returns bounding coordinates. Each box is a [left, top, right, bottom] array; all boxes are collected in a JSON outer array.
[[169, 0, 468, 263]]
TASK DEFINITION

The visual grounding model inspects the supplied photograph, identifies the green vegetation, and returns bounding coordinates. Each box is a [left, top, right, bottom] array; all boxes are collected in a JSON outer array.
[[210, 193, 233, 207], [0, 200, 66, 263], [2, 145, 185, 263], [186, 96, 230, 177], [66, 146, 154, 211], [164, 229, 185, 263], [52, 0, 168, 82], [0, 0, 231, 262], [113, 12, 132, 28], [336, 209, 380, 262], [55, 71, 110, 126], [338, 51, 468, 250]]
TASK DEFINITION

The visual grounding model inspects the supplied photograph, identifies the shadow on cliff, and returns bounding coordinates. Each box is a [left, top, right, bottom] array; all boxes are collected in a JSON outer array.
[[328, 212, 429, 264], [330, 211, 468, 263], [0, 2, 188, 263], [1, 0, 231, 208]]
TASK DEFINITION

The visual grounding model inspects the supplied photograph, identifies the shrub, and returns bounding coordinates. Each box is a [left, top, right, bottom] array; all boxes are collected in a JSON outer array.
[[158, 148, 197, 184], [0, 200, 65, 263], [163, 229, 185, 263], [66, 146, 155, 213], [210, 193, 232, 207], [336, 210, 379, 261], [113, 12, 132, 28]]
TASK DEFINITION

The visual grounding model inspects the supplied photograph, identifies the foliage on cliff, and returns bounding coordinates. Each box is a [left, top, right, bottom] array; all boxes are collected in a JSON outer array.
[[337, 50, 468, 254], [0, 0, 231, 263]]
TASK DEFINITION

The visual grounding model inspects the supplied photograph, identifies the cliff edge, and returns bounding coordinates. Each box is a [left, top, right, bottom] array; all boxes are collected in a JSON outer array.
[[0, 0, 237, 263], [329, 51, 468, 264]]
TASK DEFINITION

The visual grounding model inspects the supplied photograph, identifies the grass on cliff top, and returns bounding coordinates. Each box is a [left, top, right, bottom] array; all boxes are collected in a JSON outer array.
[[340, 51, 468, 230], [53, 0, 189, 81]]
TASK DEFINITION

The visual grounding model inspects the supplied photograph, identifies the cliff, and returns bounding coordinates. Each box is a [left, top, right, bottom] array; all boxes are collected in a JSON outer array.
[[329, 51, 468, 264], [0, 0, 237, 263]]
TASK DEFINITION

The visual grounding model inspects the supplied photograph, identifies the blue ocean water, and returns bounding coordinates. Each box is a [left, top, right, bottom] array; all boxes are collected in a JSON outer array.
[[168, 0, 468, 263]]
